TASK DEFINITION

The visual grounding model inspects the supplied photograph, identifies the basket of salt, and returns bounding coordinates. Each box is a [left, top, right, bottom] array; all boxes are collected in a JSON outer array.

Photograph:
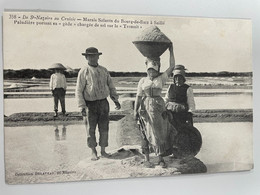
[[133, 26, 172, 58]]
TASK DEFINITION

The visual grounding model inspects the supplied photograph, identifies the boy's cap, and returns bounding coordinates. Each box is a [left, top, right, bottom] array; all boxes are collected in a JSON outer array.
[[174, 64, 187, 70], [82, 47, 102, 56], [173, 69, 186, 81], [49, 63, 66, 70]]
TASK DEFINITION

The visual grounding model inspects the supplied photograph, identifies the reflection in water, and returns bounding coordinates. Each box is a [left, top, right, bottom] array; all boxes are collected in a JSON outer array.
[[5, 124, 89, 184], [54, 124, 67, 141], [54, 124, 69, 171]]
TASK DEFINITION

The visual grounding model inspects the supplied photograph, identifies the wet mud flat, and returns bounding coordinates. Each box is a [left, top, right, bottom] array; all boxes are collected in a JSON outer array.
[[4, 108, 253, 127]]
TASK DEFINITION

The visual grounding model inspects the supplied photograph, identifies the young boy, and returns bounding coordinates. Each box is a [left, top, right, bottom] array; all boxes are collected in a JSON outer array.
[[49, 63, 67, 117], [165, 65, 195, 126], [76, 47, 121, 161]]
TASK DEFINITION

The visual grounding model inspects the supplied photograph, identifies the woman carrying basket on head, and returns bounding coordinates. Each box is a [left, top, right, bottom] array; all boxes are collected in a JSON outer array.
[[134, 44, 175, 168]]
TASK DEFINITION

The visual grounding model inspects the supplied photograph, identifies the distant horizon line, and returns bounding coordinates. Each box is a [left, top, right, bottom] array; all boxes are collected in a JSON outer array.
[[3, 69, 253, 73]]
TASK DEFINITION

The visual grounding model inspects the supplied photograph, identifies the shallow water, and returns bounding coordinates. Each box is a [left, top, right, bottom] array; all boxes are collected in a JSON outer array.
[[195, 122, 253, 173], [4, 94, 252, 116], [4, 122, 119, 184], [4, 97, 127, 116], [194, 94, 252, 110], [4, 122, 253, 183]]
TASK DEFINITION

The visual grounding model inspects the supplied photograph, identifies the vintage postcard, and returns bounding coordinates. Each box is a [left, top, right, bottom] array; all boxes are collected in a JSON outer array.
[[3, 10, 253, 184]]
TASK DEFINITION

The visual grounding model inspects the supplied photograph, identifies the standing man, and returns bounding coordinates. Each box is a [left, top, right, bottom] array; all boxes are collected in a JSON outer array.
[[76, 47, 121, 161], [49, 63, 67, 117]]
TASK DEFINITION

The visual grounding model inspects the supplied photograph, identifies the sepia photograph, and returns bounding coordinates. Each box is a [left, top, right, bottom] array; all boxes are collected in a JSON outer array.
[[3, 10, 253, 185]]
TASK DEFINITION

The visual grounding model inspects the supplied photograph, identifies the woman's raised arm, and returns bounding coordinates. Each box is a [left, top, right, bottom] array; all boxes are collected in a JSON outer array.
[[165, 43, 175, 77]]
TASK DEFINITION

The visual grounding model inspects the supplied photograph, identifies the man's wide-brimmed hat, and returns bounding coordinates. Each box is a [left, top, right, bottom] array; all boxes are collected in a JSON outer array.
[[82, 47, 102, 56], [49, 63, 66, 70]]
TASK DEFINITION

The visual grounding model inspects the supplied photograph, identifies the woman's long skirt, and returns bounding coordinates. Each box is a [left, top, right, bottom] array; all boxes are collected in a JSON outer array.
[[140, 96, 175, 156]]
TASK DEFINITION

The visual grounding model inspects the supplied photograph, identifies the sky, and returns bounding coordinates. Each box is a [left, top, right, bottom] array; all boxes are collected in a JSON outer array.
[[3, 11, 252, 73]]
